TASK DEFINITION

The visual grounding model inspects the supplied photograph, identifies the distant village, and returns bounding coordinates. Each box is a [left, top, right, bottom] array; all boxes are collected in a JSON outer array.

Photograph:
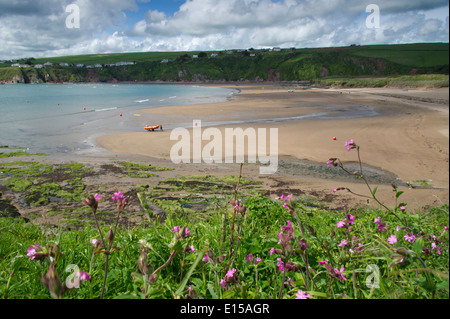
[[0, 47, 290, 69], [2, 60, 136, 69]]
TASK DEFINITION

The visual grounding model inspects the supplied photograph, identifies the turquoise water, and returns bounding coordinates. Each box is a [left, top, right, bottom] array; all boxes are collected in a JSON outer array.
[[0, 84, 236, 155]]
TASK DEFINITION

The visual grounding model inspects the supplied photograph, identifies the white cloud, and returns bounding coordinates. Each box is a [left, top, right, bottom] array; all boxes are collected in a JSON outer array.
[[0, 0, 448, 59]]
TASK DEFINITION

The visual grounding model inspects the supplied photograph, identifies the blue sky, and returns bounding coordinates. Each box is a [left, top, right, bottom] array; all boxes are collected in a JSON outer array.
[[0, 0, 448, 60], [125, 0, 184, 26]]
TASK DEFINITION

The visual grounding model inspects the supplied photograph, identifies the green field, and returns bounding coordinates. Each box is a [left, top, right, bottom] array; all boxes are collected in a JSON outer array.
[[1, 43, 448, 85]]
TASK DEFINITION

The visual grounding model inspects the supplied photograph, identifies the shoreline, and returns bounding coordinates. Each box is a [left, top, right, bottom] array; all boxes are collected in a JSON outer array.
[[94, 83, 449, 209], [1, 82, 448, 217]]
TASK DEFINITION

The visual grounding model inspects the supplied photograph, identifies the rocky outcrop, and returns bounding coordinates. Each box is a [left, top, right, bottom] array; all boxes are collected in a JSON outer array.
[[0, 199, 21, 218]]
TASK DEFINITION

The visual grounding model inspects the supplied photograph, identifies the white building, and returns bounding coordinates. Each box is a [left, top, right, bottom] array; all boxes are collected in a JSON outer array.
[[115, 61, 135, 66], [44, 62, 53, 67], [161, 59, 169, 63], [34, 64, 43, 69], [76, 64, 85, 68], [94, 64, 102, 68], [60, 62, 69, 67]]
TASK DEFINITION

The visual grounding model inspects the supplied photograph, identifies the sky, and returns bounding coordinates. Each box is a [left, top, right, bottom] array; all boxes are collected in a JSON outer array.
[[0, 0, 448, 60]]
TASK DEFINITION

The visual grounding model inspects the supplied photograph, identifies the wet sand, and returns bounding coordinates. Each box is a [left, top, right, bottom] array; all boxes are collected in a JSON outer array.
[[96, 84, 449, 209]]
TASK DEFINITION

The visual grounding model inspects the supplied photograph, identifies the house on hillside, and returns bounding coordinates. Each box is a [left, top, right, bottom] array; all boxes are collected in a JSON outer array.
[[161, 59, 169, 63], [272, 47, 281, 52], [115, 61, 135, 66], [34, 64, 43, 69], [105, 63, 116, 67], [76, 64, 85, 68], [60, 62, 69, 67], [44, 62, 53, 67], [94, 64, 102, 68], [210, 53, 218, 57], [11, 63, 20, 67], [86, 65, 94, 69]]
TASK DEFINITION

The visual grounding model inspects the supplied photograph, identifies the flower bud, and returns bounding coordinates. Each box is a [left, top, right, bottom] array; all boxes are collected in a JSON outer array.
[[137, 251, 152, 275], [107, 228, 115, 245], [41, 264, 64, 299], [82, 195, 99, 211], [149, 273, 157, 284]]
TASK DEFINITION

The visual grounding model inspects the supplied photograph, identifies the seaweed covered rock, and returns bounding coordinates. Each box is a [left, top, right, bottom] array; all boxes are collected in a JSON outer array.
[[0, 199, 20, 218]]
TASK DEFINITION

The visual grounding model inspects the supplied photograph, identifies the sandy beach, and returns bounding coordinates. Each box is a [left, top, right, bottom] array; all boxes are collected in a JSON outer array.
[[97, 84, 449, 210]]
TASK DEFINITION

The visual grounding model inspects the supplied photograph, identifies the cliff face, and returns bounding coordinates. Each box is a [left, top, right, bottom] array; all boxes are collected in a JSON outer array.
[[1, 47, 448, 84]]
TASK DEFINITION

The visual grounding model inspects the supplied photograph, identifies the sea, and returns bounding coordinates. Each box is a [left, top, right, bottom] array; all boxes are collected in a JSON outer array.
[[0, 84, 237, 156]]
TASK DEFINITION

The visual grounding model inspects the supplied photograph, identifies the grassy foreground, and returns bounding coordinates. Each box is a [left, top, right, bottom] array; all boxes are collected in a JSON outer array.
[[0, 141, 449, 300]]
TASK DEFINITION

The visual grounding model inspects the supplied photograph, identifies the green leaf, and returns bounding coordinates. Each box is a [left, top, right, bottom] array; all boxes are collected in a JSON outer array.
[[223, 290, 235, 299], [436, 280, 449, 291], [395, 191, 404, 199], [412, 237, 425, 256], [208, 283, 218, 299], [174, 246, 209, 298], [372, 187, 378, 197], [114, 293, 141, 299]]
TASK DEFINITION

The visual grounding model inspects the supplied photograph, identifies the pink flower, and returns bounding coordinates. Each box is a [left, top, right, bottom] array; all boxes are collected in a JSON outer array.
[[404, 233, 416, 243], [374, 217, 381, 224], [349, 214, 356, 224], [246, 254, 254, 262], [377, 224, 387, 232], [202, 253, 210, 262], [185, 228, 191, 237], [338, 240, 348, 247], [296, 290, 311, 299], [220, 278, 226, 288], [255, 257, 262, 264], [283, 203, 289, 210], [112, 192, 124, 201], [282, 221, 294, 233], [333, 189, 338, 194], [400, 206, 406, 211], [94, 194, 102, 202], [445, 226, 449, 231], [337, 221, 346, 228], [188, 245, 195, 253], [27, 244, 40, 260], [277, 258, 284, 271], [226, 269, 237, 278], [318, 260, 328, 266], [388, 235, 398, 245], [172, 226, 180, 233], [396, 225, 400, 232], [269, 248, 275, 256], [75, 271, 91, 282], [345, 139, 356, 151], [334, 267, 347, 281], [280, 194, 286, 200]]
